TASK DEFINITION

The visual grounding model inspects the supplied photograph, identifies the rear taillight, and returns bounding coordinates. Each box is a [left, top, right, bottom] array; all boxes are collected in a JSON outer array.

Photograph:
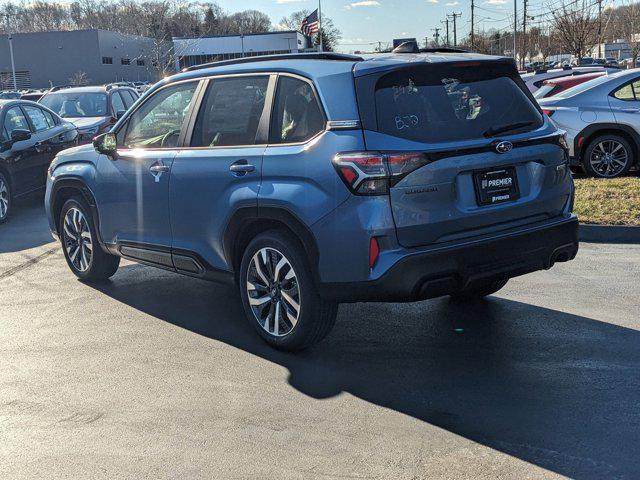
[[369, 237, 380, 269], [542, 109, 555, 117], [332, 151, 431, 195]]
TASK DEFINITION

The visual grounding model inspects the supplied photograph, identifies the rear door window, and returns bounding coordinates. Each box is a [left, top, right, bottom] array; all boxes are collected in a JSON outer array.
[[370, 63, 543, 143], [111, 92, 126, 115], [612, 81, 640, 101], [190, 75, 269, 147]]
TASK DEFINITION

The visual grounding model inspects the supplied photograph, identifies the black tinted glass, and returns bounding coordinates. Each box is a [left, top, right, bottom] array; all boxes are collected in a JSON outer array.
[[374, 64, 543, 143], [191, 76, 269, 147], [270, 76, 324, 144]]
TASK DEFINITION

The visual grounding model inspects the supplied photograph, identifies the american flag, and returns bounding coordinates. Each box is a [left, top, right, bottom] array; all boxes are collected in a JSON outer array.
[[300, 9, 319, 36]]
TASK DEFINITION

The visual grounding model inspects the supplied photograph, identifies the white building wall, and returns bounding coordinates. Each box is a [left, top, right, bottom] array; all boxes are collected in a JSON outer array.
[[173, 32, 308, 70]]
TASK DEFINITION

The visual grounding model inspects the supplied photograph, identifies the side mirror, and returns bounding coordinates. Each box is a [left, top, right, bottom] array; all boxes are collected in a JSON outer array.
[[93, 132, 117, 158], [11, 129, 31, 143], [116, 110, 126, 120]]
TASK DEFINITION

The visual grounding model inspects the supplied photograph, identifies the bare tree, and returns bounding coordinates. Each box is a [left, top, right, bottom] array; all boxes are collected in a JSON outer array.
[[280, 10, 342, 51], [614, 1, 640, 66], [69, 70, 89, 85], [551, 0, 600, 61]]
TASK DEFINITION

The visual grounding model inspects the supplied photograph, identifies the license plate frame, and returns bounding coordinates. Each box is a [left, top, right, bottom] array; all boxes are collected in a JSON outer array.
[[473, 167, 520, 206]]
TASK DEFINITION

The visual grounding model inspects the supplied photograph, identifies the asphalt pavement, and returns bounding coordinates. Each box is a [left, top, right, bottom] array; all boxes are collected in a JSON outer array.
[[1, 194, 639, 480]]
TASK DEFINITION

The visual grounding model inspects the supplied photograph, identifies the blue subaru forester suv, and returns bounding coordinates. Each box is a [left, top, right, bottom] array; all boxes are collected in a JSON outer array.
[[45, 52, 578, 350]]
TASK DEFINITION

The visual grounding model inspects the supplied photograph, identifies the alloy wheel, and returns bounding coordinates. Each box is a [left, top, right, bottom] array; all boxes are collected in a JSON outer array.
[[246, 247, 301, 337], [0, 176, 8, 220], [589, 140, 629, 177], [62, 207, 93, 272]]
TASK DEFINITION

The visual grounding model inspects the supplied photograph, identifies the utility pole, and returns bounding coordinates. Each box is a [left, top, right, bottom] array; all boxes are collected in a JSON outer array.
[[2, 14, 17, 91], [448, 12, 462, 47], [432, 27, 441, 47], [471, 0, 475, 50], [513, 0, 517, 61], [442, 18, 450, 46], [523, 0, 527, 69], [597, 0, 603, 58]]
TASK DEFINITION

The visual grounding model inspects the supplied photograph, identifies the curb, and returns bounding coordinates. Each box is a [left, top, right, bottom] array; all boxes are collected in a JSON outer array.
[[579, 224, 640, 244]]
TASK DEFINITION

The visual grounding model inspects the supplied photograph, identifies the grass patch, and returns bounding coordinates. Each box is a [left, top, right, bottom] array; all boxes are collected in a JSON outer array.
[[573, 177, 640, 226]]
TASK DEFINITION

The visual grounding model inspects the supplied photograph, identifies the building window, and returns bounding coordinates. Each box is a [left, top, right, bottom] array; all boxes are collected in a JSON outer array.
[[137, 59, 145, 67], [102, 57, 113, 65], [121, 58, 131, 65]]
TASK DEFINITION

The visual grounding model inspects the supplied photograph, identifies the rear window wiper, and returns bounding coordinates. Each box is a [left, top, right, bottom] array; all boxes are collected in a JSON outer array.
[[483, 121, 536, 138]]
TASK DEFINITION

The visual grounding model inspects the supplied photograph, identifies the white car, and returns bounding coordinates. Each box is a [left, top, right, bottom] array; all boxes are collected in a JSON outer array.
[[522, 66, 617, 93], [539, 68, 640, 178]]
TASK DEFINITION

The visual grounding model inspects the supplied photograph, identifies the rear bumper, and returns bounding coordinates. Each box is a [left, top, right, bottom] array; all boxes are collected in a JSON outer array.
[[318, 215, 579, 302]]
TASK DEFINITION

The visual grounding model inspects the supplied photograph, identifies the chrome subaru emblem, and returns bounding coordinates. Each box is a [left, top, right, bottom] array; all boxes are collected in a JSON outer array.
[[495, 141, 513, 154]]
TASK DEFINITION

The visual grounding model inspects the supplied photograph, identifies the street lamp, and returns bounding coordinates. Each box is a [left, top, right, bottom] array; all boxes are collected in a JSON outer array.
[[2, 14, 17, 91]]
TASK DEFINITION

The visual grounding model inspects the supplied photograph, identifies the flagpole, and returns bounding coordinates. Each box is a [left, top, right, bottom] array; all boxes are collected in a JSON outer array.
[[318, 0, 323, 52]]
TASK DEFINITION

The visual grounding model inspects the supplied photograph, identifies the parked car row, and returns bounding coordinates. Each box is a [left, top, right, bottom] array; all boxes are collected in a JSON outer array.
[[522, 65, 640, 178], [0, 83, 140, 222]]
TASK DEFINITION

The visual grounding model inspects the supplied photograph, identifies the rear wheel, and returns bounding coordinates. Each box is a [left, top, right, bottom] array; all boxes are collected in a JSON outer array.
[[450, 279, 508, 301], [583, 134, 633, 178], [59, 197, 120, 281], [239, 230, 338, 351], [0, 171, 11, 223]]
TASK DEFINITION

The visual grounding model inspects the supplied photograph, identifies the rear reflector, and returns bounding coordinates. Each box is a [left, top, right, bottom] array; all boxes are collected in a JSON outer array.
[[369, 237, 380, 268], [542, 109, 555, 117], [333, 151, 431, 195]]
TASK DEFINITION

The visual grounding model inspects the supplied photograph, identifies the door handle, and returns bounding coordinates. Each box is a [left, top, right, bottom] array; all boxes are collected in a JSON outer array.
[[149, 163, 170, 183], [150, 164, 170, 173], [229, 162, 255, 175], [621, 108, 640, 113]]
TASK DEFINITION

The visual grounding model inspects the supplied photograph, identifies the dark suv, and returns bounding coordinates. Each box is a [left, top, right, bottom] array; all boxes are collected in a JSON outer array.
[[39, 84, 139, 144], [45, 52, 579, 350]]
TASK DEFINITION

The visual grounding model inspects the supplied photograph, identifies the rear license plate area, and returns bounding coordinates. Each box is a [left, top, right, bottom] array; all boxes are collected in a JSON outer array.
[[473, 167, 520, 206]]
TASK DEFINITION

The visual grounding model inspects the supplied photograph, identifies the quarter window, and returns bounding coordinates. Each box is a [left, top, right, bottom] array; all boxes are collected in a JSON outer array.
[[121, 82, 197, 149], [102, 57, 113, 65], [4, 107, 31, 137], [191, 76, 269, 147], [111, 92, 126, 115], [270, 76, 324, 144], [23, 105, 51, 132], [613, 81, 640, 101]]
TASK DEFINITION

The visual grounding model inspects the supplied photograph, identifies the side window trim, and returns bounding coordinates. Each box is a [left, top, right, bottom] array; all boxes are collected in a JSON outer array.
[[115, 79, 203, 150], [611, 79, 640, 102], [18, 106, 36, 133]]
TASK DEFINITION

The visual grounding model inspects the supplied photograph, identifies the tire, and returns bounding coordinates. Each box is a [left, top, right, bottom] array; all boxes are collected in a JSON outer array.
[[0, 171, 11, 224], [59, 197, 120, 281], [239, 230, 338, 351], [450, 279, 508, 301], [582, 134, 634, 178]]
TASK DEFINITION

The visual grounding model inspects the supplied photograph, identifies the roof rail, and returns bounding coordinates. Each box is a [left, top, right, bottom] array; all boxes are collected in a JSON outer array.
[[105, 82, 131, 90], [184, 52, 364, 72], [420, 47, 468, 53], [49, 84, 76, 92]]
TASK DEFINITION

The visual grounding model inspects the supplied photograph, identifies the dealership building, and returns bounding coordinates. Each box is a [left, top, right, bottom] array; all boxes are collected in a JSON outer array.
[[173, 31, 310, 70], [0, 29, 166, 90]]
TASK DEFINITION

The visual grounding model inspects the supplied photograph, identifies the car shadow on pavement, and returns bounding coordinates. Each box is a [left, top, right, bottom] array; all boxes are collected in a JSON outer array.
[[91, 264, 639, 480], [0, 193, 54, 253]]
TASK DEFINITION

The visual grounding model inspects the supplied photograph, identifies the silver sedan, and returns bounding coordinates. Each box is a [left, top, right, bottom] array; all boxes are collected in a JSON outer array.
[[539, 68, 640, 178]]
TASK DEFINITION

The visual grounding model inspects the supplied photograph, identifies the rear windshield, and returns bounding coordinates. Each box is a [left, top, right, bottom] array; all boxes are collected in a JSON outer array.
[[370, 63, 543, 143], [40, 92, 108, 118]]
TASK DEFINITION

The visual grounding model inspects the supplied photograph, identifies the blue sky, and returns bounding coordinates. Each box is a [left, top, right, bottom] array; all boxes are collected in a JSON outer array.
[[218, 0, 516, 52]]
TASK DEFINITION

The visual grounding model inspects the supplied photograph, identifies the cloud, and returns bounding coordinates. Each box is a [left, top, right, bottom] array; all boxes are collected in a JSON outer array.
[[276, 0, 306, 3], [427, 0, 439, 3], [345, 0, 381, 9], [483, 0, 506, 4], [445, 1, 459, 5]]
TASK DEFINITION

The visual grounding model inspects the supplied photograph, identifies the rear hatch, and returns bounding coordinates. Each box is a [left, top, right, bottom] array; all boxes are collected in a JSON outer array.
[[354, 56, 571, 247]]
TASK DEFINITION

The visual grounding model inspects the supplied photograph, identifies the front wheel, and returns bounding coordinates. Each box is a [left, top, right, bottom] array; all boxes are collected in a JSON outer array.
[[0, 171, 11, 223], [59, 197, 120, 281], [582, 134, 633, 178], [239, 230, 338, 351]]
